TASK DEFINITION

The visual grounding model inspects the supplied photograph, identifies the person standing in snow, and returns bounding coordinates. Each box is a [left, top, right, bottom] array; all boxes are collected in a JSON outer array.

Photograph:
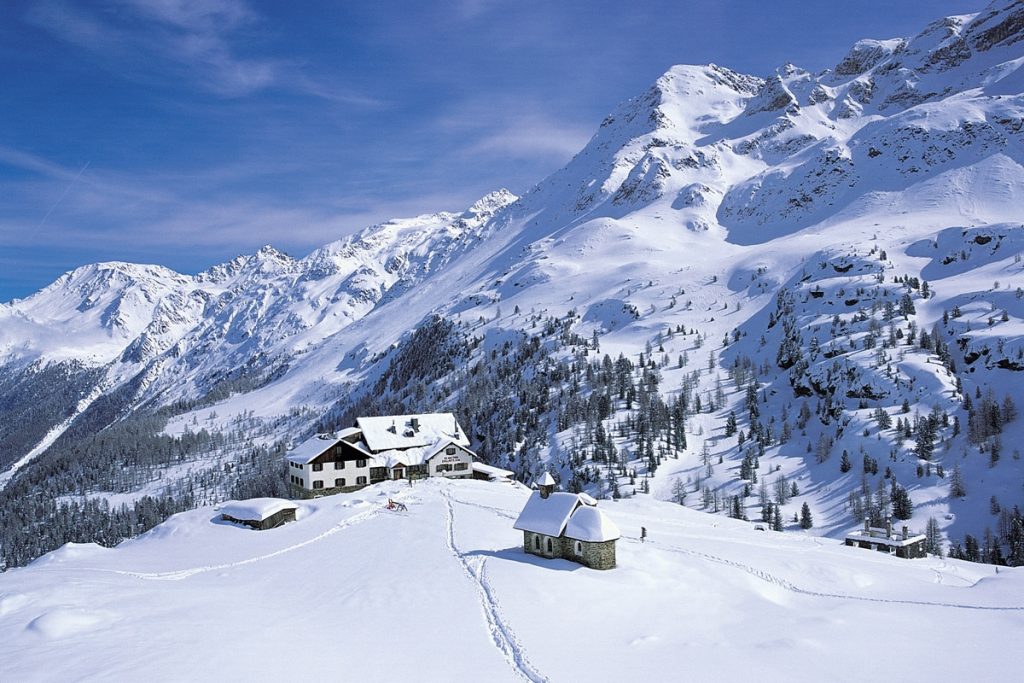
[[641, 526, 647, 543]]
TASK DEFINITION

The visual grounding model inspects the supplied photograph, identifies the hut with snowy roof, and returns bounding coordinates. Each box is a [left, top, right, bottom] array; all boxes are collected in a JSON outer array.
[[220, 499, 298, 531], [844, 518, 927, 559], [513, 473, 620, 570]]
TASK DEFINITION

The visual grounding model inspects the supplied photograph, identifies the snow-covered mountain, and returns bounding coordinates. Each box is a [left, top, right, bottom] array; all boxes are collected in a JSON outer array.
[[2, 0, 1024, 570]]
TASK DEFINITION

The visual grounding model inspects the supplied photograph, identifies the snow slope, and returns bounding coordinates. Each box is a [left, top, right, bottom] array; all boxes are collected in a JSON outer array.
[[0, 478, 1021, 682]]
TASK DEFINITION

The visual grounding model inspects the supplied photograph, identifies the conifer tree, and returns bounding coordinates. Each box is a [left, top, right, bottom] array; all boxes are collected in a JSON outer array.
[[839, 450, 852, 473], [925, 517, 943, 557], [799, 502, 813, 529], [949, 463, 967, 498]]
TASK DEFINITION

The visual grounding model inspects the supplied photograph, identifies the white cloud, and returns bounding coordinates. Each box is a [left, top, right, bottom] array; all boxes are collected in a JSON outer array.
[[24, 0, 380, 103], [0, 144, 486, 269], [435, 98, 591, 165], [467, 116, 591, 161]]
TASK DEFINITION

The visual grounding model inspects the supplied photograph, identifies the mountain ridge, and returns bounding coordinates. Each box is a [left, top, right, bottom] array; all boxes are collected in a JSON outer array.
[[1, 0, 1023, 571]]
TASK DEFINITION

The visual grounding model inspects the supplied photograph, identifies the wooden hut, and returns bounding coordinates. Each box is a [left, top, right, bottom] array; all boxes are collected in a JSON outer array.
[[220, 499, 298, 531]]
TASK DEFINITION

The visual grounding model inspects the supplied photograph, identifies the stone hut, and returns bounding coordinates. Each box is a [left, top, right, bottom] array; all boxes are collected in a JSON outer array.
[[844, 518, 927, 559], [513, 474, 620, 570], [220, 498, 298, 531]]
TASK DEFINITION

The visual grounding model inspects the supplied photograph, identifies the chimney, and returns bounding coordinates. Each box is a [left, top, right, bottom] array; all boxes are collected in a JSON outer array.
[[886, 517, 893, 539], [864, 519, 870, 534], [902, 525, 909, 541], [410, 417, 419, 432], [389, 420, 396, 434]]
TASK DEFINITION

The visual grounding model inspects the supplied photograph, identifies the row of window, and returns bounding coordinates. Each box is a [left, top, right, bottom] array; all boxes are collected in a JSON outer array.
[[289, 475, 302, 485], [532, 535, 583, 556], [311, 459, 368, 472], [435, 462, 470, 472], [310, 476, 368, 490]]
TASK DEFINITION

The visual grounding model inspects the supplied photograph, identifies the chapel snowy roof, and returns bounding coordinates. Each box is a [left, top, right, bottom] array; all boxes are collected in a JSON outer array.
[[513, 491, 598, 537], [219, 498, 298, 522], [538, 472, 556, 486], [564, 505, 620, 542], [286, 434, 340, 465], [357, 413, 469, 452]]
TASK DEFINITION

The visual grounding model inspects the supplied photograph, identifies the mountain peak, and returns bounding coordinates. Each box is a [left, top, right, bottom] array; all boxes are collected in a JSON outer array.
[[254, 244, 290, 260], [655, 63, 763, 98], [463, 188, 518, 220]]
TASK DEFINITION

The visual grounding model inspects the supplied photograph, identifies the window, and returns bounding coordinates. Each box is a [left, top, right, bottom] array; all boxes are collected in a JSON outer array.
[[454, 462, 469, 471], [574, 541, 583, 556], [534, 536, 540, 550], [313, 481, 324, 489], [545, 538, 553, 553], [356, 459, 367, 468], [356, 476, 367, 485], [334, 461, 345, 470], [312, 463, 323, 472], [445, 446, 457, 455], [335, 478, 346, 487]]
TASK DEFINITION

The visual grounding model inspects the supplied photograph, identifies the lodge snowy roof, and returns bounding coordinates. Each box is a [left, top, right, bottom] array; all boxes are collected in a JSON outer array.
[[286, 434, 340, 465], [372, 438, 476, 468], [513, 491, 600, 537], [357, 413, 469, 452], [564, 504, 620, 542], [219, 498, 297, 522], [337, 426, 362, 440]]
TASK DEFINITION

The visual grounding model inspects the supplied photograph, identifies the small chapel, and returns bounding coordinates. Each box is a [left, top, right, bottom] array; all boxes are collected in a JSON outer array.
[[513, 473, 620, 570]]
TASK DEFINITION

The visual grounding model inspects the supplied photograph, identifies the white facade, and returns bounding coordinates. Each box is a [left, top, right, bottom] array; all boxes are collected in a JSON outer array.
[[426, 442, 474, 478], [287, 456, 373, 491], [285, 414, 483, 494]]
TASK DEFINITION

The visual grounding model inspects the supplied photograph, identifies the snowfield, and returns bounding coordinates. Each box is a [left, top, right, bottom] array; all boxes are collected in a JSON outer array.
[[1, 478, 1021, 682]]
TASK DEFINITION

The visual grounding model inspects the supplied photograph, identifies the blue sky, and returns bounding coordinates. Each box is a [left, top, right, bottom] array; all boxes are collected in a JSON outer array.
[[0, 0, 983, 301]]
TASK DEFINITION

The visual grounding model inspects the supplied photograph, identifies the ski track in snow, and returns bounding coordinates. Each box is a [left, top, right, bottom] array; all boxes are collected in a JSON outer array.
[[444, 492, 548, 683], [628, 536, 1024, 612], [449, 495, 1024, 612], [42, 493, 409, 581]]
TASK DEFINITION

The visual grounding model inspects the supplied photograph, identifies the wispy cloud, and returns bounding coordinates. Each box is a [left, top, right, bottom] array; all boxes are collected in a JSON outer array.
[[466, 115, 591, 161], [24, 0, 381, 104], [436, 98, 592, 164], [0, 144, 174, 205], [0, 143, 483, 268]]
